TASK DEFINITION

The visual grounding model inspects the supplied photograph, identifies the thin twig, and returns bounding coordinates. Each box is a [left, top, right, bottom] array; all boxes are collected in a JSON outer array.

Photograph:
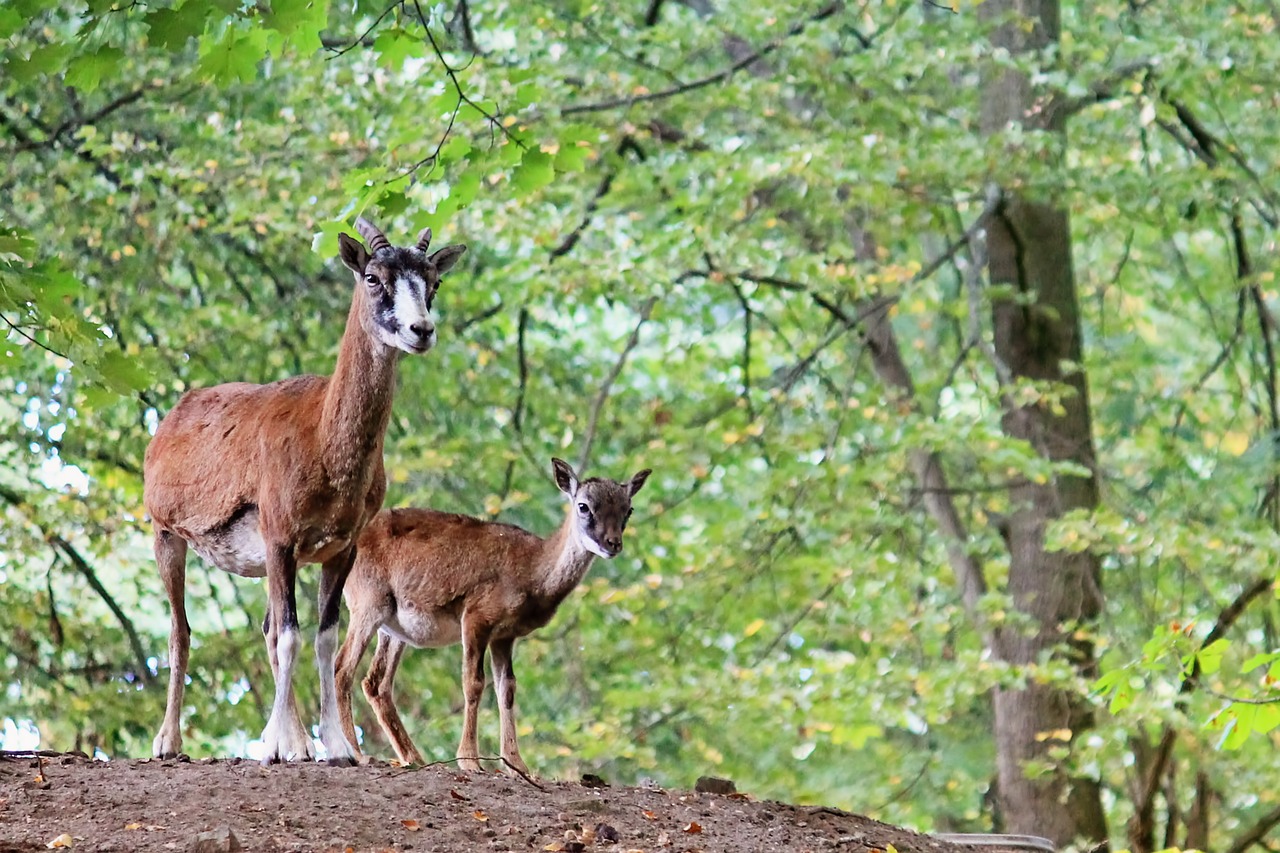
[[414, 1, 526, 150], [0, 313, 70, 359], [326, 1, 399, 59], [409, 755, 547, 790]]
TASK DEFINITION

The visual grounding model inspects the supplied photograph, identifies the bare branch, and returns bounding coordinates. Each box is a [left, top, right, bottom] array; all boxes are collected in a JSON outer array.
[[0, 484, 151, 683], [561, 1, 843, 116], [1224, 804, 1280, 853], [1130, 574, 1273, 852], [577, 296, 657, 472]]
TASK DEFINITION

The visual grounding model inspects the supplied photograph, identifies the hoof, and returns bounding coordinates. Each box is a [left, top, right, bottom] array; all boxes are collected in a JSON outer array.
[[325, 755, 359, 768]]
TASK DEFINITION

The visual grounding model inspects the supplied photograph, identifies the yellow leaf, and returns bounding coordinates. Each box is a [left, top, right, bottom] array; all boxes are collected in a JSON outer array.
[[46, 835, 74, 849], [472, 810, 488, 822], [1222, 431, 1250, 456], [402, 819, 421, 831], [744, 618, 766, 637]]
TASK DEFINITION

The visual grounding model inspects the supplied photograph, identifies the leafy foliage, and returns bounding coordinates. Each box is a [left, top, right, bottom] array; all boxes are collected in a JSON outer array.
[[3, 0, 1280, 849]]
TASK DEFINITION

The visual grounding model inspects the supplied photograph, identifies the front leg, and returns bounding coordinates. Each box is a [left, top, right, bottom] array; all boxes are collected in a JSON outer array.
[[489, 637, 531, 777], [456, 611, 492, 772], [260, 542, 314, 764], [316, 544, 358, 766]]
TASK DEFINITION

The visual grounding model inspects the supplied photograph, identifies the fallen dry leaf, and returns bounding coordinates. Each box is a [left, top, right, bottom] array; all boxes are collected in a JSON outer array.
[[641, 809, 658, 820], [472, 809, 488, 821], [684, 821, 703, 834], [657, 829, 671, 846], [449, 788, 467, 801], [401, 819, 421, 831], [125, 823, 143, 831], [543, 843, 565, 852], [46, 834, 74, 849]]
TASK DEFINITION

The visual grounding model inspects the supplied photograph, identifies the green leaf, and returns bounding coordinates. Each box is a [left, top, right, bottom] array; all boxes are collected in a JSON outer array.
[[146, 5, 212, 51], [1242, 651, 1280, 673], [7, 44, 73, 84], [198, 28, 267, 84], [0, 230, 37, 261], [449, 169, 481, 208], [265, 0, 329, 55], [1197, 638, 1231, 676], [63, 47, 125, 95], [379, 190, 410, 218], [1108, 682, 1135, 714], [373, 28, 425, 69], [0, 7, 25, 39], [95, 349, 155, 395], [512, 148, 554, 195], [554, 143, 590, 173], [311, 220, 351, 258], [1253, 703, 1280, 736]]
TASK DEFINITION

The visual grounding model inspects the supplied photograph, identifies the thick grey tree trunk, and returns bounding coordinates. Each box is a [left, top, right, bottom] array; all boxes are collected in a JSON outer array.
[[980, 0, 1109, 846]]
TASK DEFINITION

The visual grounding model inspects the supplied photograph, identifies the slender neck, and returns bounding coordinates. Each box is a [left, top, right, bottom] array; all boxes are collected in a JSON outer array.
[[320, 284, 400, 482], [536, 509, 597, 602]]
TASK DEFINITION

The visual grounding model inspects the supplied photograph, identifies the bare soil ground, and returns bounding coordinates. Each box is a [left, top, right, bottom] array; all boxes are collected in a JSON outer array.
[[1, 752, 981, 853]]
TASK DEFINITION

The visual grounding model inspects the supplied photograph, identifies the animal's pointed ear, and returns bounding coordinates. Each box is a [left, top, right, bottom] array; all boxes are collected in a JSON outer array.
[[338, 233, 369, 273], [627, 469, 652, 498], [429, 244, 467, 276], [551, 458, 578, 495]]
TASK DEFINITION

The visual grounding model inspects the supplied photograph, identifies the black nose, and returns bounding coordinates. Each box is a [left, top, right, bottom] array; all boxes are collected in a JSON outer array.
[[604, 536, 622, 553], [409, 322, 434, 339]]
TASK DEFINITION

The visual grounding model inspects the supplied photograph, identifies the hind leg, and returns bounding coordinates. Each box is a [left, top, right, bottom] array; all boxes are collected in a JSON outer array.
[[316, 545, 358, 766], [152, 529, 190, 759], [363, 631, 423, 765]]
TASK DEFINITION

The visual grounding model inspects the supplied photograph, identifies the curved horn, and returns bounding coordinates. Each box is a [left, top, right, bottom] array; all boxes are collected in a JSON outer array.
[[355, 217, 392, 254], [415, 227, 433, 252]]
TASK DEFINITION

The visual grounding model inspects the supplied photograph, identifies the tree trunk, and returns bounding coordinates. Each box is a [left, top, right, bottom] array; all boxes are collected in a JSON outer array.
[[979, 0, 1109, 847]]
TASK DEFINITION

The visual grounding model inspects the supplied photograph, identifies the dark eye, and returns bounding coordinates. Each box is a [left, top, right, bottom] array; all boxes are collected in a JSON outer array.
[[364, 273, 380, 286], [577, 503, 590, 515]]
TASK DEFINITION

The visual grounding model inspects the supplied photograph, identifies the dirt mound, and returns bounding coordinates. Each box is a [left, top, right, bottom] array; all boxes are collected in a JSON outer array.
[[1, 752, 979, 853]]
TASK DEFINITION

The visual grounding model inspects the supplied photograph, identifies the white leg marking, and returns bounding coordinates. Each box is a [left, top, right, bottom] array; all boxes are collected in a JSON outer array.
[[260, 628, 315, 762], [316, 624, 357, 764]]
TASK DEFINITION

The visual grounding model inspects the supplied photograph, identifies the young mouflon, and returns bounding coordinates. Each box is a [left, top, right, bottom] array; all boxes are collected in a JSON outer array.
[[144, 218, 466, 765], [335, 457, 651, 774]]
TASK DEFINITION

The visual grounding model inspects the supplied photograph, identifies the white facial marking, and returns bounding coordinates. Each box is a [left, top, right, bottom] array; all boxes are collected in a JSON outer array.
[[388, 271, 434, 353]]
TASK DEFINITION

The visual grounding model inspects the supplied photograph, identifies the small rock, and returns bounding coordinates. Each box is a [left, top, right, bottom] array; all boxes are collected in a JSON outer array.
[[188, 826, 242, 853], [594, 823, 620, 844], [580, 773, 609, 788], [695, 776, 736, 795]]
